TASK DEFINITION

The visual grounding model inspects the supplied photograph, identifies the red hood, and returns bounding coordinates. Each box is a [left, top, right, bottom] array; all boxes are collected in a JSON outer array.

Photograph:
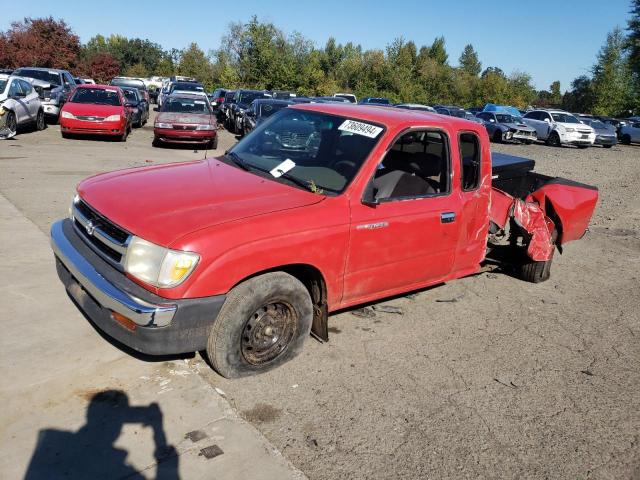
[[156, 112, 213, 124], [62, 102, 124, 116], [77, 159, 324, 247]]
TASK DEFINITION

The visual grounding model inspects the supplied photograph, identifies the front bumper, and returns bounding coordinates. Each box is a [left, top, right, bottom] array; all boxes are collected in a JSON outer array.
[[42, 103, 60, 117], [60, 118, 126, 136], [50, 219, 225, 355], [154, 127, 216, 144], [559, 131, 595, 146]]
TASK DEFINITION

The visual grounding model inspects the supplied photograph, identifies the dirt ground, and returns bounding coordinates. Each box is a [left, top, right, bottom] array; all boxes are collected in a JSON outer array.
[[1, 113, 638, 479]]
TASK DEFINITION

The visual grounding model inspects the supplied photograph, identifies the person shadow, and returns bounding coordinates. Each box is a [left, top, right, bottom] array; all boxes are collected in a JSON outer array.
[[24, 389, 179, 480]]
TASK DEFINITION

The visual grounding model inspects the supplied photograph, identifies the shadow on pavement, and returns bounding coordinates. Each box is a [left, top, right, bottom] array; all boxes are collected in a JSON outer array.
[[24, 390, 179, 480]]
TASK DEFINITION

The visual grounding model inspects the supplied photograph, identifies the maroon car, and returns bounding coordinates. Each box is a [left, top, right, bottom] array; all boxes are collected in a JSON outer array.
[[153, 93, 218, 148]]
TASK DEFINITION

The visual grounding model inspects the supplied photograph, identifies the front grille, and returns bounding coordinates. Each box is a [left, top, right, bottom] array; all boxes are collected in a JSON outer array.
[[72, 199, 131, 267], [578, 130, 592, 135], [173, 124, 197, 130], [77, 115, 105, 122], [277, 132, 311, 149]]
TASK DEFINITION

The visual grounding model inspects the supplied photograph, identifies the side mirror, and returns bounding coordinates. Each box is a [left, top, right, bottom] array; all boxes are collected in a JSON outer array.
[[544, 118, 551, 123], [361, 181, 379, 207]]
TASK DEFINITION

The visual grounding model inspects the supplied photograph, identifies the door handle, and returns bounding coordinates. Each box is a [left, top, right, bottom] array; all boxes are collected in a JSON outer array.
[[441, 212, 455, 223]]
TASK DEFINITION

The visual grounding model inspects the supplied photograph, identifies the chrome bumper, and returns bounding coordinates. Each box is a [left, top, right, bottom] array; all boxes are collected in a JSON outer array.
[[50, 220, 176, 327]]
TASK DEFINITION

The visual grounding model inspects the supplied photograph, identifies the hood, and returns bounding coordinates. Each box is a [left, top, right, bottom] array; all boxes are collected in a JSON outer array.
[[156, 112, 212, 125], [557, 121, 594, 132], [63, 102, 123, 116], [504, 122, 536, 131], [77, 159, 324, 247]]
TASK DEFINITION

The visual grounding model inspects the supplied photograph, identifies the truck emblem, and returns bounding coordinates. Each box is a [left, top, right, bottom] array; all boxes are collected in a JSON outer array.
[[356, 222, 389, 230], [85, 220, 96, 236]]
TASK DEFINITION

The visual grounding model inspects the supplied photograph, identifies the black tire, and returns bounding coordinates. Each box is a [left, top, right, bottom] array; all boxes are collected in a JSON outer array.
[[492, 130, 502, 143], [621, 134, 631, 145], [5, 110, 17, 136], [35, 109, 46, 131], [207, 272, 313, 378], [546, 131, 561, 147], [152, 137, 160, 147], [119, 128, 128, 142], [520, 257, 553, 283], [61, 132, 71, 139], [210, 135, 218, 150]]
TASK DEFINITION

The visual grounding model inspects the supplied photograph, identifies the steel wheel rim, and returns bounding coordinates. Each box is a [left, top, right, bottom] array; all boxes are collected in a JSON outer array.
[[241, 301, 298, 365]]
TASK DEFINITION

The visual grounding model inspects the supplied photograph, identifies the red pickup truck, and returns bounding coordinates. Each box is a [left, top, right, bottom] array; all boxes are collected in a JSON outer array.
[[50, 104, 598, 378]]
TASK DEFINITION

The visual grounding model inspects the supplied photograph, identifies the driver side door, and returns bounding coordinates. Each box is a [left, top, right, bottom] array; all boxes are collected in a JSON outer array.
[[8, 80, 29, 124]]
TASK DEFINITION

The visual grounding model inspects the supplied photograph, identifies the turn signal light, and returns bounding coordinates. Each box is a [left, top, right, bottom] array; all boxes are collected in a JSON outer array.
[[111, 311, 137, 331]]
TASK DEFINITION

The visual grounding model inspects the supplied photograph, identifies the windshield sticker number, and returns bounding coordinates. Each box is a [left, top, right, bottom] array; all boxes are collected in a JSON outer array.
[[270, 159, 296, 178], [339, 120, 383, 138]]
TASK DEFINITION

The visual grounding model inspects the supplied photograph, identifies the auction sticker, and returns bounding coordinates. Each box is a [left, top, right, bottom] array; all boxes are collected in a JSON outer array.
[[338, 120, 383, 138]]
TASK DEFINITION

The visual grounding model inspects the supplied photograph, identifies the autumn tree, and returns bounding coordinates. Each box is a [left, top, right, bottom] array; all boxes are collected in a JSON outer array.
[[0, 17, 80, 69], [78, 52, 120, 83]]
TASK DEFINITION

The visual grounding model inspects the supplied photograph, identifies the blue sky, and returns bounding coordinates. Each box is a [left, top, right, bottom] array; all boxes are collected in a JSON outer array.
[[3, 0, 632, 91]]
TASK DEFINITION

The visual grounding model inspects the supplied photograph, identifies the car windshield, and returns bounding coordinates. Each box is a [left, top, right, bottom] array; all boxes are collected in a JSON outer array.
[[590, 120, 608, 129], [112, 80, 144, 90], [239, 92, 269, 107], [70, 88, 121, 106], [15, 69, 60, 86], [123, 89, 139, 102], [367, 98, 390, 104], [162, 97, 210, 113], [228, 109, 384, 194], [258, 102, 288, 118], [170, 83, 203, 93], [495, 114, 523, 123], [551, 112, 579, 123]]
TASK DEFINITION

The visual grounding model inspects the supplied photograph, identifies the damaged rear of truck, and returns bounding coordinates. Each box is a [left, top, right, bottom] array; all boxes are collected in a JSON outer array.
[[488, 153, 598, 282]]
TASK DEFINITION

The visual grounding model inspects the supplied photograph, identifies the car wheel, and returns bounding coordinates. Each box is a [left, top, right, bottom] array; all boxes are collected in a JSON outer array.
[[546, 131, 561, 147], [621, 134, 631, 145], [206, 272, 313, 378], [210, 135, 218, 150], [152, 137, 161, 147], [35, 109, 46, 131], [119, 129, 128, 142], [61, 132, 71, 139], [5, 110, 17, 135], [492, 130, 502, 143]]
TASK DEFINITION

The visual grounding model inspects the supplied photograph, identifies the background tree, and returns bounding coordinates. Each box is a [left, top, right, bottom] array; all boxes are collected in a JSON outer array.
[[77, 52, 120, 83], [591, 27, 632, 115], [458, 44, 481, 76], [428, 36, 448, 65], [0, 17, 80, 69], [177, 43, 215, 89]]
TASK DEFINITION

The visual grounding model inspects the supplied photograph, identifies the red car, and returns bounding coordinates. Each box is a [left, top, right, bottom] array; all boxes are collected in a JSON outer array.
[[153, 93, 217, 148], [60, 85, 131, 141], [51, 104, 598, 378]]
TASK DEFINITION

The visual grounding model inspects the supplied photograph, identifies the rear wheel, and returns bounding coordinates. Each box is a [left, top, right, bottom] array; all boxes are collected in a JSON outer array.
[[492, 130, 503, 143], [35, 109, 46, 130], [520, 257, 553, 283], [206, 272, 313, 378], [546, 131, 561, 147], [621, 134, 631, 145]]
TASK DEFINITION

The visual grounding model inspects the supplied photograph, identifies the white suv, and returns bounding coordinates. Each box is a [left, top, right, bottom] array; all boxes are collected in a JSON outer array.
[[0, 74, 46, 136], [523, 109, 595, 148]]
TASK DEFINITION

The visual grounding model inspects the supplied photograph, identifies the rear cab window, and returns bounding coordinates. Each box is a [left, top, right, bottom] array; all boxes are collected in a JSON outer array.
[[459, 132, 482, 191]]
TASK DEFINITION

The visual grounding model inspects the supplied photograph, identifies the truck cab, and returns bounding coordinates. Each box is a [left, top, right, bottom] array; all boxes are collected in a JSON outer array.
[[50, 104, 598, 378]]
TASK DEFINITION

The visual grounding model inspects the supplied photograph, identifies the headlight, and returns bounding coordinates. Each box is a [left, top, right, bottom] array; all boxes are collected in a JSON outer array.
[[156, 122, 173, 128], [196, 124, 215, 130], [564, 127, 575, 133], [124, 236, 199, 288], [104, 114, 121, 122], [61, 111, 76, 119]]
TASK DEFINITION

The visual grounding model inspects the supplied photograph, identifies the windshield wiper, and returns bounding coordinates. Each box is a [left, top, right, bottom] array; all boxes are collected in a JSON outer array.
[[224, 151, 250, 171]]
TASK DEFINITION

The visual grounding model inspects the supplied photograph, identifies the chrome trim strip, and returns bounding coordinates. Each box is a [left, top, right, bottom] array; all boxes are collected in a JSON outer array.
[[72, 204, 129, 254], [51, 220, 176, 327]]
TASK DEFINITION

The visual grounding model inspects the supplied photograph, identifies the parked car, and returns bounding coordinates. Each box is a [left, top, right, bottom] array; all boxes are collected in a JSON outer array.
[[110, 77, 150, 105], [218, 89, 237, 123], [59, 85, 132, 141], [242, 99, 292, 135], [394, 103, 436, 113], [50, 103, 598, 378], [0, 74, 46, 133], [227, 89, 271, 134], [476, 111, 537, 144], [333, 93, 357, 103], [359, 97, 391, 105], [434, 105, 468, 118], [620, 121, 640, 145], [121, 87, 149, 128], [313, 96, 351, 103], [209, 88, 228, 111], [523, 109, 595, 148], [271, 91, 297, 100], [577, 117, 617, 148], [13, 67, 77, 122], [153, 93, 217, 148]]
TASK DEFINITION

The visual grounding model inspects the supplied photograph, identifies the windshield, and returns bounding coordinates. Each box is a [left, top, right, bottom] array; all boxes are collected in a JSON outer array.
[[229, 109, 384, 194], [111, 80, 144, 90], [170, 83, 203, 93], [495, 114, 524, 123], [123, 89, 139, 102], [551, 112, 579, 123], [367, 98, 390, 104], [161, 97, 211, 113], [14, 69, 60, 86], [70, 88, 121, 106], [590, 120, 608, 129], [258, 102, 288, 118], [239, 92, 269, 107]]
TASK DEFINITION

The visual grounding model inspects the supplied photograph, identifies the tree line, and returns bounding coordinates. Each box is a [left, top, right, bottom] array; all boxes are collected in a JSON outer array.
[[1, 4, 638, 117]]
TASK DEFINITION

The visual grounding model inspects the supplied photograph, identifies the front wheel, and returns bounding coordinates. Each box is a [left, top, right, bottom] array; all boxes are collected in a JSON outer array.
[[492, 130, 502, 143], [546, 131, 561, 147], [36, 109, 46, 130], [5, 110, 17, 136], [621, 134, 631, 145], [206, 272, 313, 378]]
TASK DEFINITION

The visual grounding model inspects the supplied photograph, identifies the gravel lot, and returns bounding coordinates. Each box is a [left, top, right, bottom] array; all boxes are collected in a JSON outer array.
[[1, 112, 638, 479]]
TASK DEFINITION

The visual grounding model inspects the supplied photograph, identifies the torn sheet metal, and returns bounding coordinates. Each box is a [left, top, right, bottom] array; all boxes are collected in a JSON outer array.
[[511, 198, 555, 261]]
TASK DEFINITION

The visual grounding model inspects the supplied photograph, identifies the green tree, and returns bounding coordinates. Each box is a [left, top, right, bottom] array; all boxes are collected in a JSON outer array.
[[591, 27, 632, 116], [177, 43, 214, 89], [562, 76, 594, 112], [428, 36, 448, 65], [626, 0, 640, 78], [458, 44, 481, 76]]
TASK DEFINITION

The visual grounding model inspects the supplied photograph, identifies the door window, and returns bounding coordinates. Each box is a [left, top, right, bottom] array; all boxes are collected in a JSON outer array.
[[372, 130, 450, 202], [19, 80, 33, 95], [459, 132, 481, 191], [8, 80, 23, 97]]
